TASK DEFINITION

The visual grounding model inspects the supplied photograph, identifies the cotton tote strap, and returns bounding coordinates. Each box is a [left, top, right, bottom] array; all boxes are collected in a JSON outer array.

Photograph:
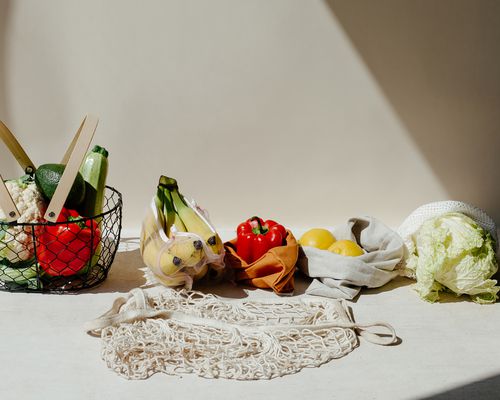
[[84, 289, 398, 345]]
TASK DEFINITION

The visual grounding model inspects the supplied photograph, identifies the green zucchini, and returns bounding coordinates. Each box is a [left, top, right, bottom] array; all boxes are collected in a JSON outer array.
[[80, 145, 109, 217], [79, 145, 109, 271]]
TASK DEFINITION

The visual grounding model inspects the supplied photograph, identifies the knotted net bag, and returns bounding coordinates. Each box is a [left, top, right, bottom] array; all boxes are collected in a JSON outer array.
[[85, 288, 397, 380], [398, 200, 499, 274]]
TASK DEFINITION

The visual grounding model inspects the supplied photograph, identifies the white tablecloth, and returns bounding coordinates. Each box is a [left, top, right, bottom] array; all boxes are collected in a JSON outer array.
[[1, 237, 499, 400]]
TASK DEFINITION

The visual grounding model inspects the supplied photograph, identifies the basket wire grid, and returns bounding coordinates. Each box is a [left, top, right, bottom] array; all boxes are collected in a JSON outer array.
[[0, 186, 122, 293]]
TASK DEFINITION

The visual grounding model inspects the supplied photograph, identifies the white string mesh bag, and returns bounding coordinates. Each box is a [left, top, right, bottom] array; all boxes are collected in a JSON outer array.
[[85, 288, 397, 380], [398, 201, 498, 254]]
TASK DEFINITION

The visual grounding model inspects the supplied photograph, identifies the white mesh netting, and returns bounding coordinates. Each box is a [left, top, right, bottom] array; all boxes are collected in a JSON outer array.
[[398, 201, 499, 255], [85, 288, 397, 380]]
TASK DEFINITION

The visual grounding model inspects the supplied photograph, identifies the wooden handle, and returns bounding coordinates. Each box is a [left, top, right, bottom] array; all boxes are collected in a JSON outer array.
[[0, 174, 20, 222], [0, 120, 34, 222], [44, 115, 99, 222], [0, 120, 36, 173]]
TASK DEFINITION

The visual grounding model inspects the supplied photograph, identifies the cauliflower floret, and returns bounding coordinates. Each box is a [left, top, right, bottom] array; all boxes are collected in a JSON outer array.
[[0, 177, 46, 263]]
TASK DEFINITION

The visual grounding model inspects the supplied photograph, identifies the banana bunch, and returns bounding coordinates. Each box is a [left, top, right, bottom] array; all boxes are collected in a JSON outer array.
[[140, 175, 224, 287]]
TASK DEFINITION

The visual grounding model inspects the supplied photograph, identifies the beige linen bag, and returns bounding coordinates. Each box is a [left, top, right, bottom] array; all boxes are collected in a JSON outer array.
[[298, 217, 405, 299]]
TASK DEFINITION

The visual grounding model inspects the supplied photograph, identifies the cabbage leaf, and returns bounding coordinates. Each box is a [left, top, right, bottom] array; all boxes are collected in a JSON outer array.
[[406, 212, 499, 303]]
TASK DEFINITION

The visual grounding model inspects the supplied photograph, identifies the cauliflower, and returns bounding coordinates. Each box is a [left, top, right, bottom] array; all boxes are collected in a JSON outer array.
[[0, 176, 46, 264]]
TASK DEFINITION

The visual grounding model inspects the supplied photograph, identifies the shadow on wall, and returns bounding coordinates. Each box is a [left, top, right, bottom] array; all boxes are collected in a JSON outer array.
[[324, 0, 500, 223], [420, 373, 500, 400]]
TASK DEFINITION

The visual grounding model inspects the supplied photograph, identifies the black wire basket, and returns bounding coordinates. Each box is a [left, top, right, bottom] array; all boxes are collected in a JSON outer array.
[[0, 186, 122, 293]]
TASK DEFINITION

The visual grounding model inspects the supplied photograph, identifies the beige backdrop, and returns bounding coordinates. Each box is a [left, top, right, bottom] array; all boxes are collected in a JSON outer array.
[[0, 0, 498, 233]]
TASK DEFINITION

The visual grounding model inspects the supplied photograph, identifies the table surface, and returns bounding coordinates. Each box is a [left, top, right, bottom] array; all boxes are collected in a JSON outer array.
[[1, 237, 499, 400]]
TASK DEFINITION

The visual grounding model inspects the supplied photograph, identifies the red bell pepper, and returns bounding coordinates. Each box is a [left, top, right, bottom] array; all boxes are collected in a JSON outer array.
[[236, 217, 287, 263], [37, 208, 101, 277]]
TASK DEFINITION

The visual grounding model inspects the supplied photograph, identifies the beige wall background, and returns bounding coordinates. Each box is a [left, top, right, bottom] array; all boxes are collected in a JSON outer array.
[[0, 0, 498, 233]]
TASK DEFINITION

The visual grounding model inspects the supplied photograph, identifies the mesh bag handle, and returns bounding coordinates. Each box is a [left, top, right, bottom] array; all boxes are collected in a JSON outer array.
[[0, 115, 99, 222], [84, 288, 398, 346]]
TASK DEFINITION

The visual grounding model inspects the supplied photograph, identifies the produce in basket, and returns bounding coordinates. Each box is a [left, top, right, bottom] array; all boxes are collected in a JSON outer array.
[[0, 260, 38, 288], [404, 212, 499, 304], [0, 175, 46, 288], [37, 207, 101, 277], [0, 175, 46, 262], [140, 176, 224, 288], [0, 143, 110, 286], [79, 145, 109, 268], [79, 145, 108, 217], [0, 114, 121, 292], [34, 163, 86, 208]]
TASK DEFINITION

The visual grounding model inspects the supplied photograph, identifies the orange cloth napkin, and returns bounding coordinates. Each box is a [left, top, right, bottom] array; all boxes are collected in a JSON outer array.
[[224, 231, 298, 294]]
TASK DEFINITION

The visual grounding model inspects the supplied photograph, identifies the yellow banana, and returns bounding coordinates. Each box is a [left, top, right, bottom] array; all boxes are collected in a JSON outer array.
[[166, 236, 204, 266], [142, 175, 225, 288], [154, 271, 191, 288], [141, 237, 183, 276], [140, 206, 159, 254], [163, 188, 186, 236], [154, 185, 166, 233], [191, 264, 208, 281], [141, 178, 214, 287], [141, 211, 204, 280], [168, 184, 224, 255]]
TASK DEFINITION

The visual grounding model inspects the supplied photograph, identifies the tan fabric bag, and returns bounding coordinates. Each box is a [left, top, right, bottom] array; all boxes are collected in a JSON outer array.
[[224, 231, 298, 294]]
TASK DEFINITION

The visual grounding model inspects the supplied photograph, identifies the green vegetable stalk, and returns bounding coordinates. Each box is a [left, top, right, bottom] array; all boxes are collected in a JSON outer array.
[[79, 145, 109, 269], [80, 145, 109, 217]]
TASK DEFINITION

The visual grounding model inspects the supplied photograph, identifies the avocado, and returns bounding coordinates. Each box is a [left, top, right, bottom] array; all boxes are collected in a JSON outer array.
[[34, 164, 86, 209]]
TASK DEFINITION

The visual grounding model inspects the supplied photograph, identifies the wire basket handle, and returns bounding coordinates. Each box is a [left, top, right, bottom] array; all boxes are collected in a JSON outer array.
[[0, 120, 37, 221], [44, 115, 99, 222]]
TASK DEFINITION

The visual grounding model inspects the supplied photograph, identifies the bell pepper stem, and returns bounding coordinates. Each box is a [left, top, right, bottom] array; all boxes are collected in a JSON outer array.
[[250, 216, 268, 235]]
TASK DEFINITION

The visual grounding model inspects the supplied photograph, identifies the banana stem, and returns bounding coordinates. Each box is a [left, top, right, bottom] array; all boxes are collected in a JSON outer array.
[[162, 187, 175, 214], [163, 186, 187, 233], [159, 175, 178, 191], [155, 185, 166, 232]]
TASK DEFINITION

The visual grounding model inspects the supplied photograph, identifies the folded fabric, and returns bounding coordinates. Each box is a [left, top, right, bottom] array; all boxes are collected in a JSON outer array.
[[224, 231, 298, 294], [298, 217, 404, 299]]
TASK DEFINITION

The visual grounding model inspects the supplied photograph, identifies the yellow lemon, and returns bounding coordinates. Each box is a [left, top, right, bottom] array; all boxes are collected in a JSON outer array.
[[299, 228, 336, 250], [328, 240, 364, 257]]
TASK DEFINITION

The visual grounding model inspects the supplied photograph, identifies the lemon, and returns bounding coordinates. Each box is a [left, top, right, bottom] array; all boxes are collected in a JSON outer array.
[[299, 228, 336, 250], [328, 240, 364, 257]]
